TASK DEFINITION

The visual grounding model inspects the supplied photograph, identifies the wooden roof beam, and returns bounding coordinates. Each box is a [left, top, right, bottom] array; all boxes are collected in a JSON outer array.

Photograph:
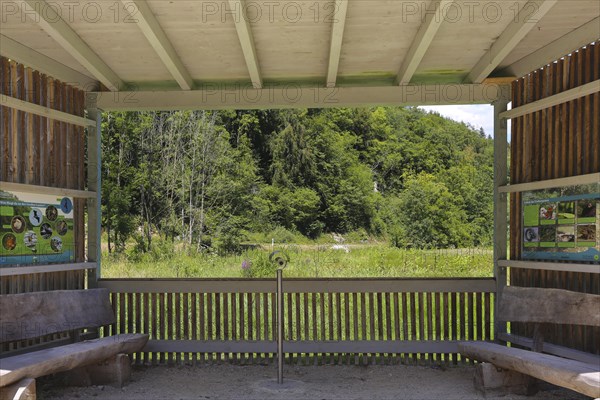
[[94, 84, 509, 111], [396, 0, 455, 85], [0, 35, 99, 90], [502, 17, 600, 78], [123, 0, 194, 90], [19, 0, 124, 91], [326, 0, 349, 88], [466, 0, 558, 84], [228, 0, 263, 89]]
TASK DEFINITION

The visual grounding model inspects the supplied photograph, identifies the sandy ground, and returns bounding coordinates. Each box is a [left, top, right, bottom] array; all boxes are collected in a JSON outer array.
[[39, 364, 589, 400]]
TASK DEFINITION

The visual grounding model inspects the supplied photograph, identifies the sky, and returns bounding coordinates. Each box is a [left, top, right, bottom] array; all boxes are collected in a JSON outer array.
[[418, 105, 513, 142], [419, 105, 495, 137]]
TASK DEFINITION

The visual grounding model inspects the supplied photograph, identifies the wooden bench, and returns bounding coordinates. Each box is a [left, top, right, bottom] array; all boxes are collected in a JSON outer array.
[[459, 286, 600, 398], [0, 288, 148, 398]]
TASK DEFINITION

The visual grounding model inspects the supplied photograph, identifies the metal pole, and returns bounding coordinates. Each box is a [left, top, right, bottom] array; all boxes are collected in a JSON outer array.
[[277, 268, 283, 384]]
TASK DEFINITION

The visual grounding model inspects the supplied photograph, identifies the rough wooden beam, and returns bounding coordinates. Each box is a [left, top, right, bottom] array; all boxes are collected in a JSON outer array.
[[0, 263, 96, 278], [498, 286, 600, 326], [498, 260, 600, 275], [0, 334, 149, 387], [466, 0, 558, 83], [0, 181, 96, 199], [503, 17, 600, 78], [143, 339, 462, 354], [86, 97, 102, 281], [228, 0, 262, 88], [498, 333, 600, 365], [326, 0, 349, 88], [61, 354, 132, 388], [396, 0, 455, 85], [501, 79, 600, 119], [98, 277, 496, 294], [498, 172, 600, 193], [94, 84, 508, 111], [0, 35, 98, 90], [0, 94, 95, 127], [0, 289, 115, 342], [474, 363, 528, 395], [493, 97, 509, 339], [19, 0, 124, 91], [0, 378, 36, 400], [459, 342, 600, 398], [123, 0, 193, 90]]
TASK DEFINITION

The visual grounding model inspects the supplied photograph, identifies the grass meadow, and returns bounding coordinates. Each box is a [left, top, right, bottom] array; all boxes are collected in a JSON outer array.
[[101, 243, 493, 279]]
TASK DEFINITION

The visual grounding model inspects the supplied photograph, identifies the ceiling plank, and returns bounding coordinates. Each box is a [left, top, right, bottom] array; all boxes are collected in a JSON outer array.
[[228, 0, 263, 89], [0, 35, 99, 90], [94, 84, 509, 111], [503, 17, 600, 78], [326, 0, 349, 88], [396, 0, 455, 85], [19, 0, 124, 91], [466, 0, 558, 84], [123, 0, 194, 90]]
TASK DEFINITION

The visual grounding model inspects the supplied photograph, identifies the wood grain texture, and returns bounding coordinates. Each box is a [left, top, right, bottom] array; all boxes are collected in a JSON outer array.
[[459, 342, 600, 398], [509, 42, 600, 355], [0, 289, 115, 343], [498, 286, 600, 326], [0, 334, 148, 387]]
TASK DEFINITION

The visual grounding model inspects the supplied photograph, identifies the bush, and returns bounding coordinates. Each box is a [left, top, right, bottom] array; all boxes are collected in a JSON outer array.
[[240, 250, 278, 278]]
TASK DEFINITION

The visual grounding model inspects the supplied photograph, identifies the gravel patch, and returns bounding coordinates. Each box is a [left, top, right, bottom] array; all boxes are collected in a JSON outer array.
[[39, 364, 589, 400]]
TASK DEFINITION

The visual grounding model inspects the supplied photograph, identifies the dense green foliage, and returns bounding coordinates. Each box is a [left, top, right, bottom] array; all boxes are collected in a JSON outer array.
[[101, 107, 494, 254]]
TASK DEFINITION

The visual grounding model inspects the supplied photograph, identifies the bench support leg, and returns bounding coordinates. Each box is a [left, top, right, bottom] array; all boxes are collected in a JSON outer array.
[[474, 363, 529, 396], [0, 378, 36, 400], [61, 354, 132, 388]]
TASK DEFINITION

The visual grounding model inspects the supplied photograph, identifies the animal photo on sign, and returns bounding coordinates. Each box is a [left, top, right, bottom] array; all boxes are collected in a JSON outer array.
[[577, 201, 597, 218], [524, 227, 539, 242], [558, 202, 576, 220], [577, 225, 596, 242], [540, 226, 557, 242], [557, 226, 575, 242], [539, 203, 557, 220]]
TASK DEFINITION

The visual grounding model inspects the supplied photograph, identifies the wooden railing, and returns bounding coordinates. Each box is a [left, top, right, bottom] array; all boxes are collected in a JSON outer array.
[[98, 278, 495, 366]]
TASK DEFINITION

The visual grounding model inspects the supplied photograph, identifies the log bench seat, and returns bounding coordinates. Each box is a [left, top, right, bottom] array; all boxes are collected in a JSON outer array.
[[0, 289, 148, 398], [458, 286, 600, 398]]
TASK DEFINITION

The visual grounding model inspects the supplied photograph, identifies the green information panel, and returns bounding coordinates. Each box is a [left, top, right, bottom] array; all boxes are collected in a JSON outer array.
[[0, 190, 75, 266], [522, 184, 599, 263]]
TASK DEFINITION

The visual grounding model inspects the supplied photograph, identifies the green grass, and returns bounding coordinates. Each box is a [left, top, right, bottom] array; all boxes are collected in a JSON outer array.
[[101, 243, 493, 279]]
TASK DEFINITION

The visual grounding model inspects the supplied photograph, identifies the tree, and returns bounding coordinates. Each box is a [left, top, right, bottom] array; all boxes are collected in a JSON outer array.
[[397, 173, 471, 248]]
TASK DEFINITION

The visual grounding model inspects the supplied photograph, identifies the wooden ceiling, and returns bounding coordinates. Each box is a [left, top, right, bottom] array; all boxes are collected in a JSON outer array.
[[1, 0, 598, 108]]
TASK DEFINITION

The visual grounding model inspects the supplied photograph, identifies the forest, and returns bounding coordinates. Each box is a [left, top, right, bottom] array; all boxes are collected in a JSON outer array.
[[101, 107, 495, 256]]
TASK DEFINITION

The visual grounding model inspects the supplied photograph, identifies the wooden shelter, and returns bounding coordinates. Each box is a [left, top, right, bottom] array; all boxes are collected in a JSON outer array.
[[0, 0, 599, 371]]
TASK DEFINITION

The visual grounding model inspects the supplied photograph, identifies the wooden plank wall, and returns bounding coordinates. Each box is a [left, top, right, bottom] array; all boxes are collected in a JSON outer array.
[[0, 56, 86, 294], [509, 42, 600, 354], [103, 280, 494, 366]]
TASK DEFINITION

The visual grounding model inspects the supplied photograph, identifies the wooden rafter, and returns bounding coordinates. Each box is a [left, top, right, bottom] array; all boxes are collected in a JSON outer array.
[[123, 0, 194, 90], [396, 0, 455, 85], [19, 0, 124, 91], [326, 0, 349, 88], [228, 0, 262, 89], [0, 35, 98, 89], [503, 17, 600, 78], [466, 0, 558, 83]]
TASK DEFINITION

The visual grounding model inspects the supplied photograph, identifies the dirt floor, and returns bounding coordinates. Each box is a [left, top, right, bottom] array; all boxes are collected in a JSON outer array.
[[39, 364, 589, 400]]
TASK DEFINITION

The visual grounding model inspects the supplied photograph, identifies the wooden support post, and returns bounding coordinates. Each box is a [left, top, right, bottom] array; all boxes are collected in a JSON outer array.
[[61, 354, 132, 389], [85, 95, 101, 285], [474, 363, 528, 396], [493, 95, 510, 340]]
